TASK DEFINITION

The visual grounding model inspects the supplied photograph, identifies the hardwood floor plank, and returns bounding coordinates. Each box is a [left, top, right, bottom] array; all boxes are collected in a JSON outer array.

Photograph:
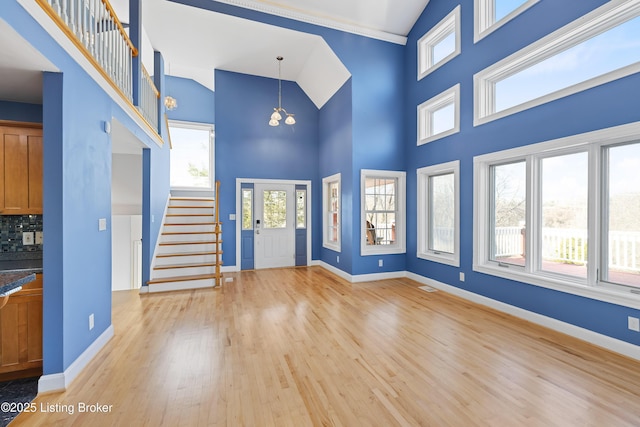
[[12, 267, 640, 426]]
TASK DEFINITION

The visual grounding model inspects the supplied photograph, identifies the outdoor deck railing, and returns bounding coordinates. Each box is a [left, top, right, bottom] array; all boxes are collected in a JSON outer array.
[[494, 227, 640, 273]]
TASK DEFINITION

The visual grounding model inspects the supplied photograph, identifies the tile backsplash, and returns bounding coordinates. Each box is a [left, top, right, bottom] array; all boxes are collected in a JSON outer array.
[[0, 215, 43, 252]]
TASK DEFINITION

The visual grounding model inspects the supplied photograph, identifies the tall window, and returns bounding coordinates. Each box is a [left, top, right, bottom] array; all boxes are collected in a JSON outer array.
[[323, 173, 341, 251], [361, 170, 406, 255], [475, 1, 640, 125], [418, 6, 461, 80], [296, 189, 306, 229], [418, 161, 460, 266], [169, 121, 214, 190], [241, 188, 253, 230], [474, 123, 640, 308], [475, 0, 538, 41]]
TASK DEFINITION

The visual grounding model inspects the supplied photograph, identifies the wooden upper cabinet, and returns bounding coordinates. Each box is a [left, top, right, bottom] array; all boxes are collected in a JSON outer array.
[[0, 124, 43, 215]]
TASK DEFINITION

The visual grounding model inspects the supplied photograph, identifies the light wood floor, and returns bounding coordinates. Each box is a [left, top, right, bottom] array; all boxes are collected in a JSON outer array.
[[13, 267, 640, 426]]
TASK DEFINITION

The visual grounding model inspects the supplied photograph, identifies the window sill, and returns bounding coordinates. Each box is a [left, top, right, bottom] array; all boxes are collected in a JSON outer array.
[[362, 246, 406, 256], [473, 263, 640, 310], [418, 251, 459, 267], [323, 243, 341, 253]]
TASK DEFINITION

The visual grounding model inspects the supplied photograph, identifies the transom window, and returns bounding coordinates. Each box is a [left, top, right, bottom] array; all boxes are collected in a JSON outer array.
[[361, 170, 406, 255], [417, 161, 460, 266], [474, 0, 539, 42], [474, 122, 640, 309], [418, 6, 461, 80], [475, 1, 640, 125], [169, 121, 214, 190], [418, 84, 460, 145]]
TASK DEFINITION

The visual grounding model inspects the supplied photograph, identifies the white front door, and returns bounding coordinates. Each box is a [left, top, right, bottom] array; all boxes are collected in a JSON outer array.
[[254, 183, 295, 269]]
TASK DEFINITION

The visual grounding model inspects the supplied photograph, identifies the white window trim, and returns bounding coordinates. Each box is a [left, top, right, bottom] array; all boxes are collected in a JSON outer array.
[[473, 121, 640, 310], [474, 0, 640, 126], [418, 5, 461, 80], [360, 170, 406, 256], [417, 84, 461, 146], [168, 120, 215, 191], [323, 173, 341, 252], [417, 161, 460, 267], [474, 0, 539, 43]]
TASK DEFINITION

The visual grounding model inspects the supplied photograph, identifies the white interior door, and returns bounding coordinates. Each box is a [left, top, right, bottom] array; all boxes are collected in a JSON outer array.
[[254, 183, 295, 269]]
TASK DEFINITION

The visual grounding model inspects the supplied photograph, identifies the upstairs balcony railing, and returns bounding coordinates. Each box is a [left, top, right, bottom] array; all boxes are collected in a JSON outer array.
[[38, 0, 160, 132]]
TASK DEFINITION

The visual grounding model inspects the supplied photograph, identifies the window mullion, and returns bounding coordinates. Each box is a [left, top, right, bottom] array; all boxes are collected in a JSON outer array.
[[527, 155, 540, 274], [589, 144, 604, 286]]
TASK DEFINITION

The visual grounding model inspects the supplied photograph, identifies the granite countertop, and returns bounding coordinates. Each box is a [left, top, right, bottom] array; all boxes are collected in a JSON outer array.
[[0, 272, 36, 296], [0, 252, 42, 274]]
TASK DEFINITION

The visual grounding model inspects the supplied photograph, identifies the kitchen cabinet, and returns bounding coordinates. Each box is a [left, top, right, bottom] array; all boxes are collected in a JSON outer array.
[[0, 123, 43, 215], [0, 273, 42, 380]]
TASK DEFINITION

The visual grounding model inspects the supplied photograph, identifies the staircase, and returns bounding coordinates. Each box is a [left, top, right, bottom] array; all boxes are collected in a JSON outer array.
[[147, 185, 222, 292]]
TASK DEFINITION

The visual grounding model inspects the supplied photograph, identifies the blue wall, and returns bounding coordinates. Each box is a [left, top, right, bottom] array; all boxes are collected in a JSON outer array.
[[0, 101, 42, 123], [405, 0, 640, 347], [215, 69, 319, 267], [2, 1, 171, 375], [165, 76, 215, 124]]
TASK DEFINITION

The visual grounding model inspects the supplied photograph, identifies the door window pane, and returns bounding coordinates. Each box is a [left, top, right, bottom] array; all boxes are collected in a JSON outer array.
[[296, 190, 306, 229], [263, 190, 287, 229], [541, 152, 588, 278], [169, 125, 212, 189], [491, 162, 526, 266], [242, 189, 252, 230], [429, 173, 455, 253], [604, 143, 640, 287]]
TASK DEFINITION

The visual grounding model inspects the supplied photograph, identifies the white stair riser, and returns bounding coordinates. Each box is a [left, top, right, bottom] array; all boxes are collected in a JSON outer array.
[[169, 198, 215, 207], [163, 224, 216, 234], [152, 265, 217, 279], [148, 278, 216, 293], [165, 215, 215, 224], [160, 233, 219, 243], [155, 254, 217, 266], [167, 207, 215, 216], [157, 243, 218, 254]]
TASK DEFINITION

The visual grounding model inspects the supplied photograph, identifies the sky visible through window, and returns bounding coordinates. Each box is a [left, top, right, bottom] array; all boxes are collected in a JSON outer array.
[[432, 32, 455, 65], [169, 126, 211, 188], [495, 15, 640, 112], [495, 0, 528, 23]]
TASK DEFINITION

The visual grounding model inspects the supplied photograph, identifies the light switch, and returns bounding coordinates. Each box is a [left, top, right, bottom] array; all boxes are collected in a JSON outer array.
[[99, 218, 107, 231], [229, 214, 236, 221], [35, 231, 43, 245], [22, 232, 34, 245]]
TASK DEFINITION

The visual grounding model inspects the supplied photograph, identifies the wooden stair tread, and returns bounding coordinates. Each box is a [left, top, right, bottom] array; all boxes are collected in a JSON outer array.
[[154, 262, 216, 270], [159, 240, 220, 246], [162, 231, 218, 236], [170, 197, 215, 201], [147, 273, 221, 285], [166, 213, 214, 217], [164, 222, 218, 227], [156, 251, 222, 258]]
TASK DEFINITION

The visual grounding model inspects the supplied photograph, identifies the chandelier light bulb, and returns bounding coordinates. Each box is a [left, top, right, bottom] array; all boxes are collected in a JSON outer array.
[[271, 109, 282, 121], [285, 114, 296, 125]]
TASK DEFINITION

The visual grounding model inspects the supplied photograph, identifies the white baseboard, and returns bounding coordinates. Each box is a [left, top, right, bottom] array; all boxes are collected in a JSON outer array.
[[405, 272, 640, 362], [38, 325, 114, 394], [221, 265, 239, 273]]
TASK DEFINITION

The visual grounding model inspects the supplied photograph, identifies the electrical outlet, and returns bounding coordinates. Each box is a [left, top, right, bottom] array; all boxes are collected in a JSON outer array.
[[460, 272, 465, 282], [89, 313, 95, 331], [22, 232, 34, 245], [378, 259, 383, 267], [628, 316, 640, 332], [337, 256, 340, 263], [35, 231, 43, 245]]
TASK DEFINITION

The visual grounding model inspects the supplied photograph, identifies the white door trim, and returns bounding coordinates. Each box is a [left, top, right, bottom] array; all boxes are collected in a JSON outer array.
[[235, 178, 312, 271]]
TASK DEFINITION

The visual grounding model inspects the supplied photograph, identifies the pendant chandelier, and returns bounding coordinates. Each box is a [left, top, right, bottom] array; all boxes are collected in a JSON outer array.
[[269, 56, 296, 126]]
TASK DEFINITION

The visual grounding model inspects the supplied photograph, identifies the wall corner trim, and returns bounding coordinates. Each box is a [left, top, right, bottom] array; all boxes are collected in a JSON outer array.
[[38, 325, 115, 394]]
